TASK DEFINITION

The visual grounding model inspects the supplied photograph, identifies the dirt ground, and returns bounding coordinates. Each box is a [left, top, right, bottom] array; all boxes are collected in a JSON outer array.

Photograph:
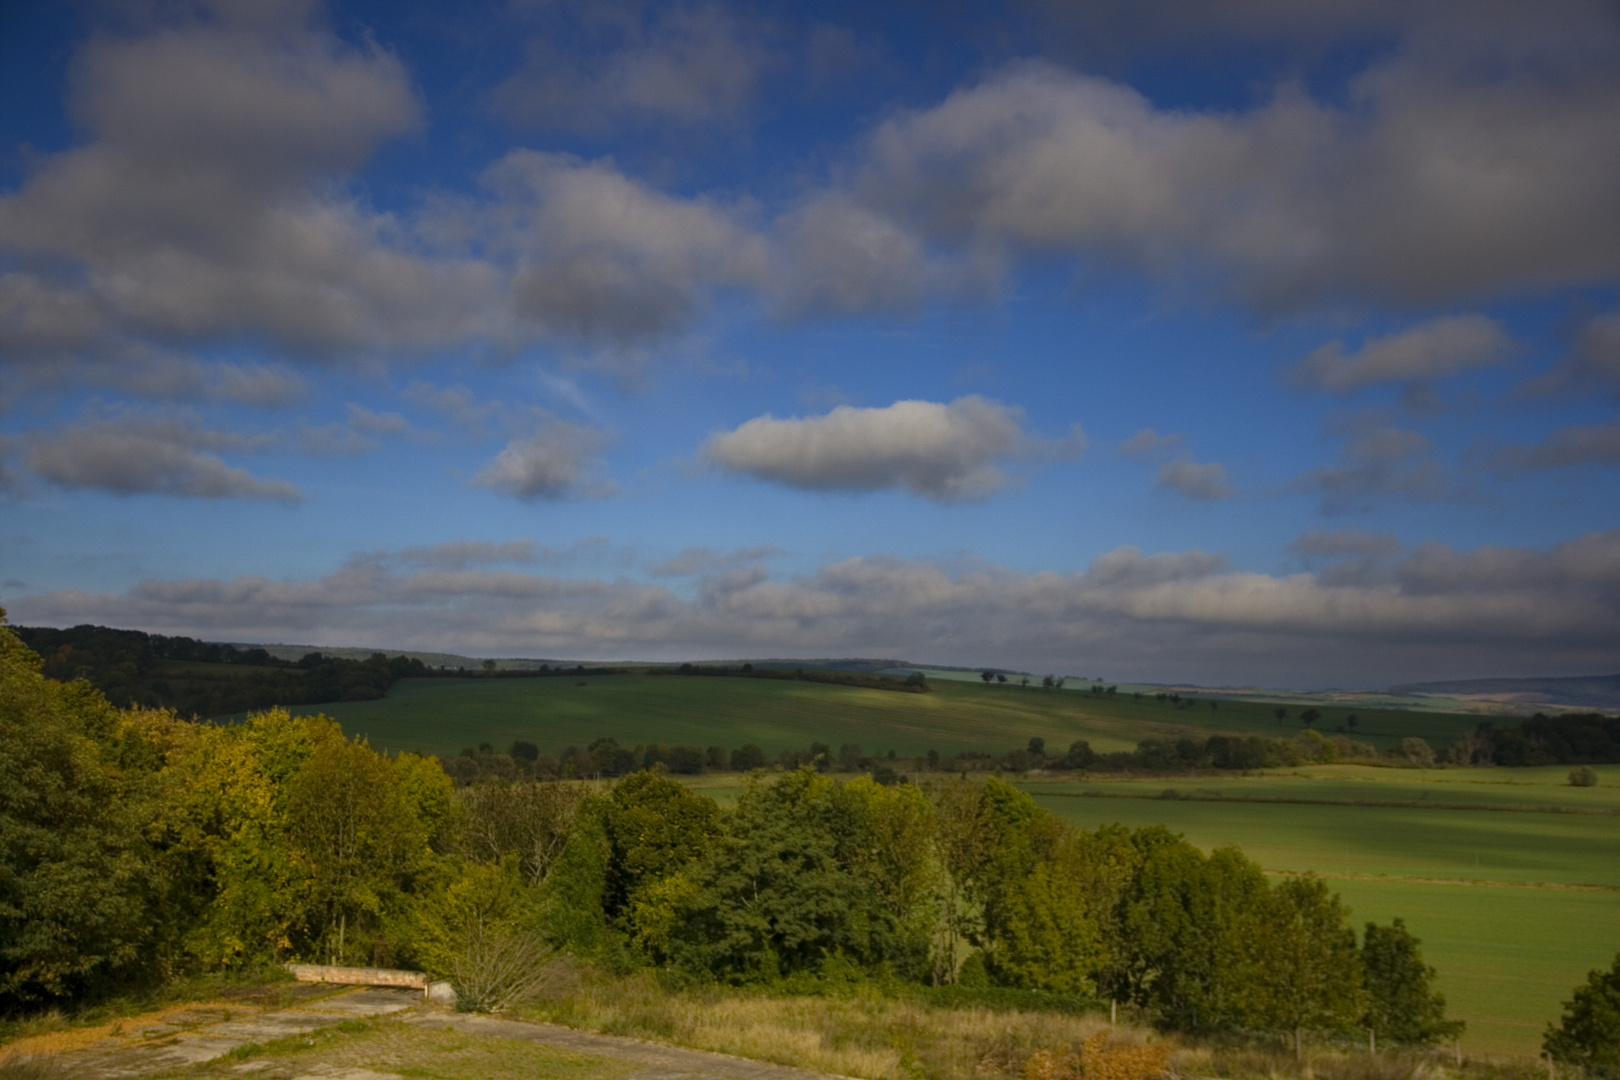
[[1, 988, 861, 1080]]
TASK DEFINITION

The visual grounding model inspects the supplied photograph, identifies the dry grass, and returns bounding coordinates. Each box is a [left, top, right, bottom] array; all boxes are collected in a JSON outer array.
[[0, 999, 246, 1059], [152, 1016, 639, 1080], [521, 970, 1164, 1080]]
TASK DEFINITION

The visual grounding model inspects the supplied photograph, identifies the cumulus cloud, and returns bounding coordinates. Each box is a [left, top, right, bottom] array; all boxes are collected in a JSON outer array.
[[1156, 459, 1236, 500], [1292, 419, 1443, 514], [1489, 422, 1620, 472], [12, 530, 1620, 685], [472, 150, 767, 348], [650, 544, 786, 576], [0, 6, 775, 385], [392, 540, 541, 570], [1287, 315, 1514, 393], [0, 9, 509, 365], [1573, 311, 1620, 386], [1118, 428, 1185, 458], [838, 22, 1620, 313], [1288, 528, 1403, 559], [24, 417, 300, 501], [493, 3, 772, 133], [768, 194, 966, 318], [471, 419, 616, 500], [703, 396, 1074, 501]]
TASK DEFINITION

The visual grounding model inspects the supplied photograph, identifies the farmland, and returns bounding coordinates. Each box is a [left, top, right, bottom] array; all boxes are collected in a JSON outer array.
[[1024, 766, 1619, 1056], [284, 671, 1487, 758], [267, 675, 1612, 1057]]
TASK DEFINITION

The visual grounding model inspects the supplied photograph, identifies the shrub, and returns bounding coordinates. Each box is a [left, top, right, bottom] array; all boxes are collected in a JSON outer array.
[[1545, 952, 1620, 1077], [1569, 766, 1599, 787], [451, 921, 575, 1013]]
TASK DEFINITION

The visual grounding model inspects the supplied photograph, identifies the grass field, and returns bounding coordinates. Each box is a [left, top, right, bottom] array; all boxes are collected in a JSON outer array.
[[278, 676, 1604, 1057], [1025, 766, 1620, 1057], [287, 673, 1488, 758]]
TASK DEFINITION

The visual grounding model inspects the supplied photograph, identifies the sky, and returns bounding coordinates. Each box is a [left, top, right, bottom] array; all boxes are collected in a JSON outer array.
[[1, 0, 1618, 688]]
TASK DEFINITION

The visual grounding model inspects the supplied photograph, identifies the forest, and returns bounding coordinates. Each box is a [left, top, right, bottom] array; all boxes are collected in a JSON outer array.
[[3, 616, 1467, 1054]]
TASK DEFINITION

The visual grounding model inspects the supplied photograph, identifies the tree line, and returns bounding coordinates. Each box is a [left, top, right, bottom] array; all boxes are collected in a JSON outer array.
[[655, 663, 930, 693], [8, 622, 633, 718], [442, 729, 1408, 786], [4, 616, 1470, 1051]]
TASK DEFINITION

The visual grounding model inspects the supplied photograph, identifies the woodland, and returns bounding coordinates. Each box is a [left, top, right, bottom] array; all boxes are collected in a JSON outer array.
[[4, 615, 1616, 1070]]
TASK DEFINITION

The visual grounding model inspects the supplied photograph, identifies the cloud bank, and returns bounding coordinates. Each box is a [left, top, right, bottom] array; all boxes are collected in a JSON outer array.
[[8, 530, 1617, 686]]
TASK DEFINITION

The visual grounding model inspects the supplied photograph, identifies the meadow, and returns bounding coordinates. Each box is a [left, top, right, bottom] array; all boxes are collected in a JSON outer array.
[[1025, 766, 1620, 1057], [290, 673, 1487, 758], [274, 675, 1609, 1058]]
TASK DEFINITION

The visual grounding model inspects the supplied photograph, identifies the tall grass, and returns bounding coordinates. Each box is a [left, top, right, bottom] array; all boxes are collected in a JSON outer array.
[[519, 968, 1552, 1080], [521, 968, 1156, 1080]]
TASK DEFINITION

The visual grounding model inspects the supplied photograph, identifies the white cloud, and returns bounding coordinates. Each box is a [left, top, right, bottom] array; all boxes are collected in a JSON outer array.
[[393, 540, 541, 570], [474, 150, 768, 347], [702, 396, 1068, 501], [471, 419, 616, 500], [839, 32, 1620, 312], [0, 8, 774, 386], [12, 530, 1620, 685], [1288, 315, 1514, 393], [1118, 428, 1185, 458], [650, 544, 786, 576], [1288, 528, 1403, 559], [24, 417, 300, 501], [1292, 419, 1444, 514], [493, 4, 773, 133], [1490, 422, 1620, 472], [1156, 459, 1236, 500]]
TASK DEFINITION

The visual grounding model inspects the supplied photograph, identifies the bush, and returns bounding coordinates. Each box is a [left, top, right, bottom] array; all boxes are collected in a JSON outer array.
[[1569, 765, 1599, 787], [1545, 952, 1620, 1077], [451, 921, 575, 1013]]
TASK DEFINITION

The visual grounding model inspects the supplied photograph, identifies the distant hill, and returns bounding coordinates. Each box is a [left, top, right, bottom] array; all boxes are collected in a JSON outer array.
[[242, 643, 576, 671], [1389, 674, 1620, 710]]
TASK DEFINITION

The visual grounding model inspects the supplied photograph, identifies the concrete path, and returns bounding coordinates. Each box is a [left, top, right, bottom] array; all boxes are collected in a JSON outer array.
[[18, 990, 857, 1080], [407, 1012, 858, 1080], [28, 987, 420, 1079]]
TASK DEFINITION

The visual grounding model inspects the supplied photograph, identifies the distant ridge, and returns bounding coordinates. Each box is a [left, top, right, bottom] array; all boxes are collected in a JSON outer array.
[[1389, 673, 1620, 710]]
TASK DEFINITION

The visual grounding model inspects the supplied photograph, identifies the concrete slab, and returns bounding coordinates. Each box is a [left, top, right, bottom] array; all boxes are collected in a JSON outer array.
[[303, 989, 417, 1016], [36, 988, 420, 1079]]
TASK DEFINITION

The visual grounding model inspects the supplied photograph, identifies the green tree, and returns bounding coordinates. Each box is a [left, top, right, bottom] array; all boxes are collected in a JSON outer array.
[[1361, 918, 1463, 1046], [987, 815, 1123, 995], [0, 619, 159, 1004], [1110, 832, 1270, 1033], [285, 735, 428, 963], [1255, 875, 1366, 1052], [929, 779, 993, 982], [678, 769, 892, 980], [729, 744, 766, 771], [601, 770, 719, 947], [538, 795, 614, 957], [1544, 952, 1620, 1077]]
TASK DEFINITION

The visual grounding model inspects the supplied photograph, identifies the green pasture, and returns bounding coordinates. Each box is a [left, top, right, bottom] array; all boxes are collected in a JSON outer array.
[[1029, 773, 1619, 1056], [287, 672, 1483, 758], [1332, 882, 1615, 1057], [1029, 763, 1620, 812], [284, 677, 1594, 1056]]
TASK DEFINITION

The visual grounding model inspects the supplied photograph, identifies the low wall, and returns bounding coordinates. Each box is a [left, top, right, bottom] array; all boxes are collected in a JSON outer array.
[[286, 963, 428, 989]]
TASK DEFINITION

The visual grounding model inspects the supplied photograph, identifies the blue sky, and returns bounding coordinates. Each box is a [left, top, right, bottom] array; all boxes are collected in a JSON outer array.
[[2, 0, 1618, 687]]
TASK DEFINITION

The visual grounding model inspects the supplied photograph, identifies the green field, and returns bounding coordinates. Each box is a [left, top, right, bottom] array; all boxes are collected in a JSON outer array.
[[1025, 767, 1620, 1057], [286, 673, 1487, 757], [279, 675, 1608, 1057]]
